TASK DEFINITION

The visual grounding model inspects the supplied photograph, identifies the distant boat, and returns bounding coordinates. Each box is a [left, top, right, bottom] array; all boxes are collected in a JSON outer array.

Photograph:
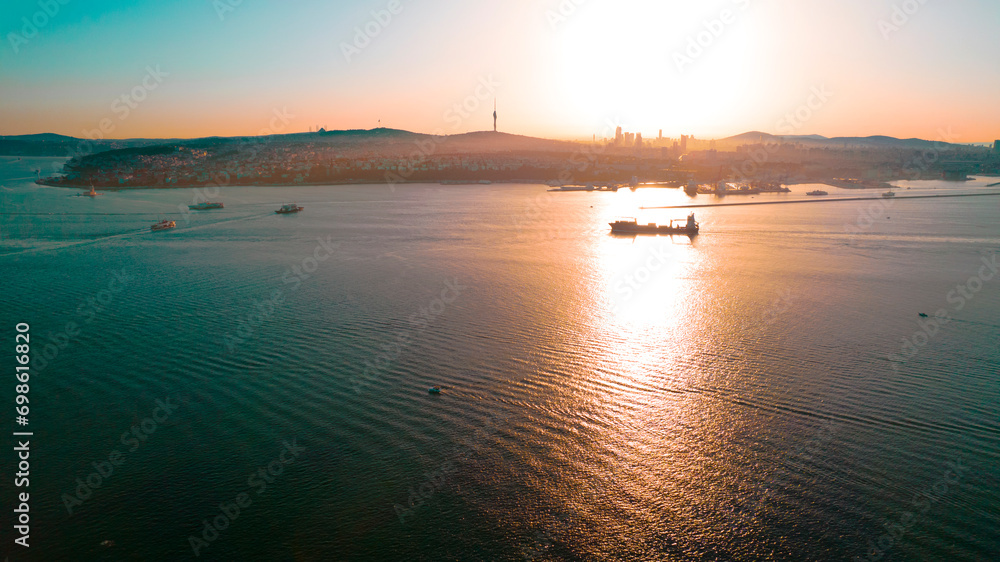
[[428, 387, 441, 394], [189, 201, 223, 210], [78, 185, 101, 197], [151, 219, 176, 231], [882, 189, 896, 198], [610, 213, 699, 235], [806, 190, 828, 196], [275, 204, 303, 214], [548, 183, 617, 192]]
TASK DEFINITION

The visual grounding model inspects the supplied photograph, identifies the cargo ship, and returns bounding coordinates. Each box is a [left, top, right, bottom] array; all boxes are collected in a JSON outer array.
[[189, 201, 224, 210], [610, 213, 699, 235]]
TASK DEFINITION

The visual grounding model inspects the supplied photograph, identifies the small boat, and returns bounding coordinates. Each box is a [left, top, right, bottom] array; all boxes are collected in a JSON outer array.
[[806, 190, 828, 196], [275, 204, 304, 214], [428, 387, 441, 394], [189, 201, 224, 210], [882, 190, 895, 198], [78, 185, 101, 197], [918, 313, 928, 318], [610, 213, 699, 235], [151, 219, 176, 231]]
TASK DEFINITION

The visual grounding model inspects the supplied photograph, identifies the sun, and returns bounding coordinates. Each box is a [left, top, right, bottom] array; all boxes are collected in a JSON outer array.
[[550, 0, 766, 137]]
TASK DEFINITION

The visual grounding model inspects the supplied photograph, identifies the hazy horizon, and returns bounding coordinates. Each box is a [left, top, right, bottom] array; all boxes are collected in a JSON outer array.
[[3, 127, 997, 146], [2, 127, 995, 145], [2, 0, 999, 142]]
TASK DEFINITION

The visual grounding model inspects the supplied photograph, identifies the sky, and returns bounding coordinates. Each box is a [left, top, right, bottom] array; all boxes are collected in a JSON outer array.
[[1, 0, 998, 142]]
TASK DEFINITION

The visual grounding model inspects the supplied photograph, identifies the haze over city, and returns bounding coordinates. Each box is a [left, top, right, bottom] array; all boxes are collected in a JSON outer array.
[[2, 0, 999, 141]]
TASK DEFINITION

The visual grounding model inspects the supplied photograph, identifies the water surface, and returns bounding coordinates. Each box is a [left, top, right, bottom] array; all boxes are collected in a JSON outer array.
[[2, 157, 998, 560]]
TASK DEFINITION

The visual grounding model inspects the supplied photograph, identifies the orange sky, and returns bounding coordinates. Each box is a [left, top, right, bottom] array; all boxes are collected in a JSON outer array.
[[1, 0, 998, 142]]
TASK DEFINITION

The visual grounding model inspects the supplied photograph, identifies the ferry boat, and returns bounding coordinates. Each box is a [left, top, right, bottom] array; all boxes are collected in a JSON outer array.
[[610, 213, 699, 235], [151, 219, 176, 231], [189, 201, 224, 210], [275, 204, 304, 214], [806, 190, 828, 196]]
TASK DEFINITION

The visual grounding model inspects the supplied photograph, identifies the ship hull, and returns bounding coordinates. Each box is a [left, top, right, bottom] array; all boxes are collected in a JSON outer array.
[[609, 223, 698, 235], [151, 222, 175, 231]]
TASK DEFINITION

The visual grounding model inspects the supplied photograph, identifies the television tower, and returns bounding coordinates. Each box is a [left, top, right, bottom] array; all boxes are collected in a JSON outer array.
[[493, 99, 497, 133]]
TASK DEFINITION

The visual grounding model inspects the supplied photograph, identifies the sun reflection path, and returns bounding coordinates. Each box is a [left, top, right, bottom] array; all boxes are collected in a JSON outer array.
[[533, 226, 738, 556], [519, 200, 789, 557], [602, 234, 702, 331]]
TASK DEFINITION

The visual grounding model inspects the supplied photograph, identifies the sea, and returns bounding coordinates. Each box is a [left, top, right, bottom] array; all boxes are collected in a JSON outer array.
[[1, 156, 998, 561]]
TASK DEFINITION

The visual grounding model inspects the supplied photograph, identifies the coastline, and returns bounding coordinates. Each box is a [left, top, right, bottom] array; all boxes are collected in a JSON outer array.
[[34, 173, 990, 192], [34, 178, 551, 191]]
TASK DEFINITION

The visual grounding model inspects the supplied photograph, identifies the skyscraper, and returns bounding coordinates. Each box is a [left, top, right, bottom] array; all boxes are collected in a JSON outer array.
[[993, 140, 999, 154], [615, 126, 623, 145], [493, 99, 497, 133]]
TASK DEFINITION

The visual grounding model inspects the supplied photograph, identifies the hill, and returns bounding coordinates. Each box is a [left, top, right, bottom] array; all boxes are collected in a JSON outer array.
[[717, 131, 959, 150]]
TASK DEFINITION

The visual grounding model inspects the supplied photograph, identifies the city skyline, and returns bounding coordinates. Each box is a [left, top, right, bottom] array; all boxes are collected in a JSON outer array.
[[1, 0, 999, 142]]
